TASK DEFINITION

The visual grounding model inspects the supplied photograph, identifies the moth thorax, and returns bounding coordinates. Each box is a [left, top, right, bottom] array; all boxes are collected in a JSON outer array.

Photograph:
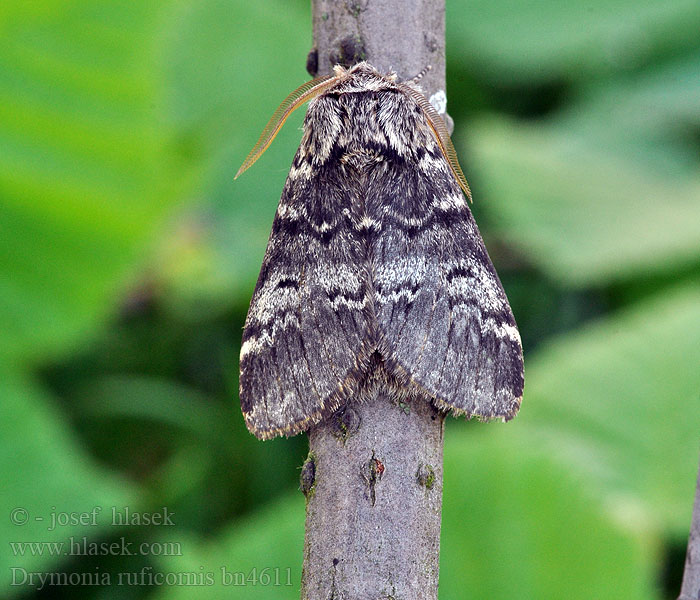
[[340, 147, 385, 172]]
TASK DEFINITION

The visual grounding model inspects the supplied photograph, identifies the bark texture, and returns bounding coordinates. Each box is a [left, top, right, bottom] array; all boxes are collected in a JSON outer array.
[[301, 3, 447, 599], [301, 390, 444, 600], [309, 0, 447, 120], [679, 456, 700, 600]]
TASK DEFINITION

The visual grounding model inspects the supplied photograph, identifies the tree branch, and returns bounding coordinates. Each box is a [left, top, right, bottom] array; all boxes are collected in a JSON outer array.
[[301, 2, 447, 599], [309, 0, 446, 105]]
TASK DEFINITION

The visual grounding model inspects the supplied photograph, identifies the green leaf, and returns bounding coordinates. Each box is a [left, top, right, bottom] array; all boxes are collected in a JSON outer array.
[[0, 2, 196, 364], [448, 0, 700, 83], [152, 493, 304, 599], [441, 430, 655, 600], [554, 52, 700, 170], [0, 365, 136, 592], [70, 374, 307, 519], [73, 376, 235, 444], [519, 283, 700, 533], [152, 0, 311, 313], [467, 116, 700, 285]]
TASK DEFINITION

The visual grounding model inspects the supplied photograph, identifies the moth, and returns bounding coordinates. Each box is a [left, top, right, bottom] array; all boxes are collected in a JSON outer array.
[[237, 62, 523, 439]]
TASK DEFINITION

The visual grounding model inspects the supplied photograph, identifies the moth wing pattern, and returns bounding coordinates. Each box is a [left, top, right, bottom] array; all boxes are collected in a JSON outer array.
[[369, 96, 523, 419], [238, 62, 524, 437], [239, 143, 371, 439]]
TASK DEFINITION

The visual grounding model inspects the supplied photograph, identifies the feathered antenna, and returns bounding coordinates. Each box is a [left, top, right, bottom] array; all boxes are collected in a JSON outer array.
[[398, 83, 472, 202], [235, 74, 341, 179]]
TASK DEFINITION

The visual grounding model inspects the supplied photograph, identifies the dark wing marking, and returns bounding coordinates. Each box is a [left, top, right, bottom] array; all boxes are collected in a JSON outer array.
[[239, 150, 371, 439], [369, 143, 523, 420]]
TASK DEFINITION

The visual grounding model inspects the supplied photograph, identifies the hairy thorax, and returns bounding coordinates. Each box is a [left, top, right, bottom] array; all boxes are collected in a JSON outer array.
[[303, 90, 432, 173], [339, 147, 386, 178]]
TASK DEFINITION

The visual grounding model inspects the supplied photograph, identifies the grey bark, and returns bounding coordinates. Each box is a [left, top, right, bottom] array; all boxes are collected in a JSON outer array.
[[309, 0, 448, 123], [301, 390, 444, 600], [301, 2, 447, 599], [679, 455, 700, 600]]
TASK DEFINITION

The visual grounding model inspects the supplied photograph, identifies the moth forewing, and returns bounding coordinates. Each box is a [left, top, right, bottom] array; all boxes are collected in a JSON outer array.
[[397, 83, 472, 201]]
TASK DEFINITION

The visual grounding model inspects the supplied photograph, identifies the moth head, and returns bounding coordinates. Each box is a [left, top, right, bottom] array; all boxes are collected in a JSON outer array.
[[235, 62, 472, 201]]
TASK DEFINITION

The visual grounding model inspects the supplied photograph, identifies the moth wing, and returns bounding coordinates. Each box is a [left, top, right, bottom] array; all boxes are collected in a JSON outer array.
[[371, 149, 523, 419], [239, 157, 370, 439]]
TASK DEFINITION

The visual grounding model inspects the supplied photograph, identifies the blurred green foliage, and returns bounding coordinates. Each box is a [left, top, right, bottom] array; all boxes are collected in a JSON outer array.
[[1, 0, 699, 598]]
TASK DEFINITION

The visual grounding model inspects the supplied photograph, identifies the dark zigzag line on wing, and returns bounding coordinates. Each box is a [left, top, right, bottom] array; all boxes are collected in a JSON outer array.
[[245, 271, 324, 435], [240, 310, 299, 346], [241, 284, 367, 348], [439, 243, 491, 404], [276, 177, 467, 242], [380, 207, 471, 238], [303, 277, 360, 397], [386, 274, 440, 388], [375, 266, 521, 415], [372, 236, 416, 359], [282, 267, 326, 414], [431, 245, 464, 400], [473, 308, 523, 411], [404, 266, 490, 414], [375, 185, 473, 238], [271, 210, 371, 245], [315, 236, 373, 381], [252, 285, 358, 439], [375, 279, 517, 330], [275, 190, 467, 247]]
